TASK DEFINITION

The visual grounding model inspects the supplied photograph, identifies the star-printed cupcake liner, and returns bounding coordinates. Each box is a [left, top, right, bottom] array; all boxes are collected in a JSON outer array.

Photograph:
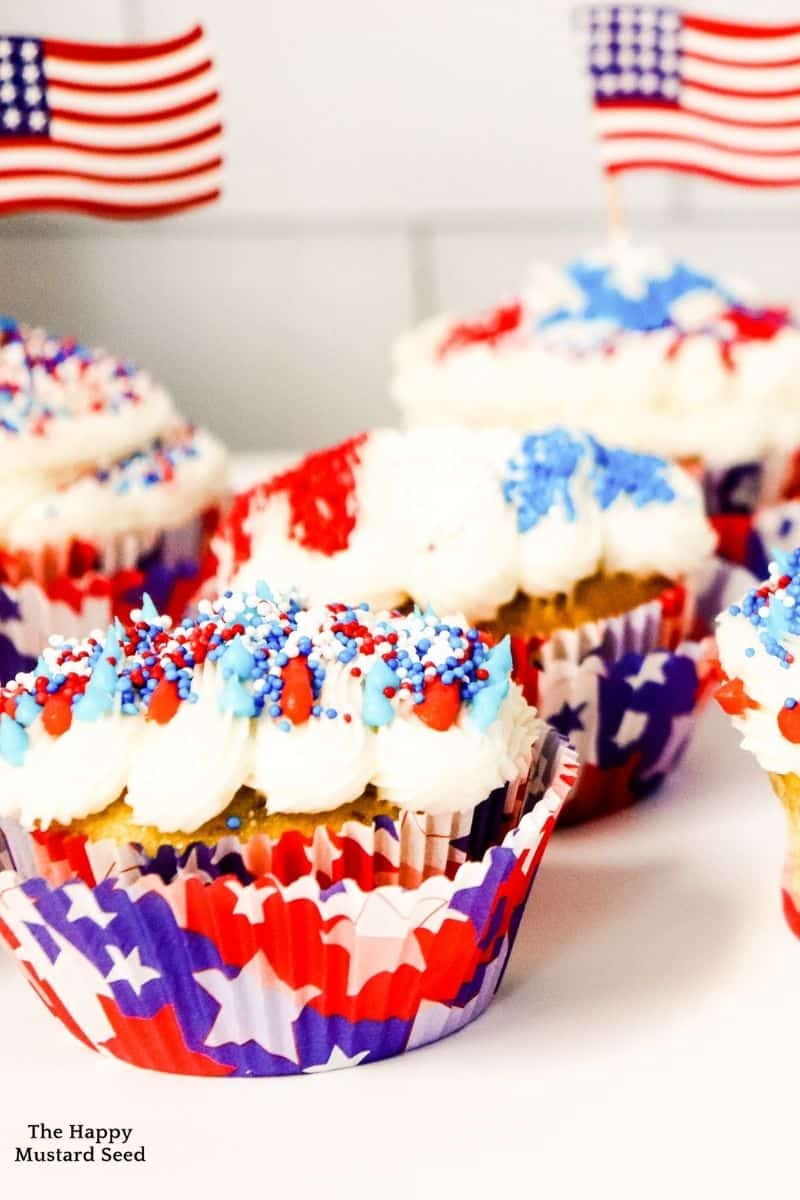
[[689, 445, 800, 573], [4, 721, 566, 899], [0, 729, 576, 1077], [510, 582, 718, 824], [0, 508, 219, 684]]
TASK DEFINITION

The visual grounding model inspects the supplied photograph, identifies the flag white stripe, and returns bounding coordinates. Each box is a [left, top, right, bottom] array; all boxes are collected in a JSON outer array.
[[0, 135, 222, 178], [50, 103, 222, 148], [46, 71, 218, 117], [43, 39, 211, 89], [596, 108, 800, 151], [682, 82, 800, 122], [684, 56, 800, 92], [601, 137, 800, 179], [683, 27, 800, 64], [0, 167, 222, 204]]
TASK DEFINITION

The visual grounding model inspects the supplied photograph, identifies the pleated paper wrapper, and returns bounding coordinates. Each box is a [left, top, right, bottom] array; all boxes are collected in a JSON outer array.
[[0, 509, 218, 685], [0, 728, 577, 1077], [510, 581, 718, 824], [690, 444, 800, 575]]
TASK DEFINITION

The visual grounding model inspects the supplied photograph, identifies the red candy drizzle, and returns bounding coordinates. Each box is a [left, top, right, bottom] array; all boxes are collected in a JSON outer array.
[[666, 305, 791, 373], [437, 302, 523, 359], [226, 433, 367, 561]]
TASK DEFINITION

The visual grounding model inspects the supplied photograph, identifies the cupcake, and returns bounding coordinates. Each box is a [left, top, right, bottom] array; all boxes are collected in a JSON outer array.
[[716, 549, 800, 935], [211, 426, 718, 822], [0, 318, 227, 683], [0, 586, 575, 1075], [391, 239, 800, 572]]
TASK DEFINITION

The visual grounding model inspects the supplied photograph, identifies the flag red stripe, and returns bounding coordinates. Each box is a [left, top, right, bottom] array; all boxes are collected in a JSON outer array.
[[602, 129, 800, 158], [0, 190, 220, 218], [595, 97, 800, 129], [50, 90, 219, 126], [683, 15, 800, 39], [683, 74, 800, 100], [42, 24, 203, 66], [606, 159, 800, 185], [0, 157, 221, 185], [684, 49, 800, 70], [46, 59, 212, 96], [0, 124, 222, 157]]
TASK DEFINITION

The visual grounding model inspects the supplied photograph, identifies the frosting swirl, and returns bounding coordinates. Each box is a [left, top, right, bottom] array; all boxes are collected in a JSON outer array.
[[215, 427, 715, 621], [0, 319, 175, 473], [0, 319, 227, 562], [0, 586, 538, 831], [391, 240, 800, 468]]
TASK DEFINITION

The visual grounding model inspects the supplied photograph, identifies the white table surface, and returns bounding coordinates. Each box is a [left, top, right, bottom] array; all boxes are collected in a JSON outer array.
[[2, 458, 799, 1198]]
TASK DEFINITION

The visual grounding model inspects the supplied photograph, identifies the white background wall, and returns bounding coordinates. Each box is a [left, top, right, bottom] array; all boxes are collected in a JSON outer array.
[[0, 0, 799, 450]]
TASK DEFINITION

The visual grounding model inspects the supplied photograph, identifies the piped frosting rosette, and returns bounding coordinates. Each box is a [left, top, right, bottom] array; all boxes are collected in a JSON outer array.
[[0, 584, 558, 891], [210, 426, 718, 822], [391, 240, 800, 569], [0, 318, 227, 683], [716, 550, 800, 935]]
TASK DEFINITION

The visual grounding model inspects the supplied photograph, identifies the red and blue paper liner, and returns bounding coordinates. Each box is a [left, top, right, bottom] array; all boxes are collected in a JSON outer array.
[[510, 583, 718, 825], [4, 721, 564, 903], [0, 508, 219, 684], [0, 731, 577, 1077], [690, 445, 800, 574]]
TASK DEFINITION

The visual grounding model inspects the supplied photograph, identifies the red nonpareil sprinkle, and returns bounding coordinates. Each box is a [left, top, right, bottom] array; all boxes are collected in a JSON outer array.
[[437, 302, 523, 359]]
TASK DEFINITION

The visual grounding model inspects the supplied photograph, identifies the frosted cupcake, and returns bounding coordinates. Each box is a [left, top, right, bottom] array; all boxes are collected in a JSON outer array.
[[716, 550, 800, 935], [391, 240, 800, 571], [0, 318, 227, 683], [0, 584, 550, 886], [211, 426, 718, 822], [0, 586, 575, 1076]]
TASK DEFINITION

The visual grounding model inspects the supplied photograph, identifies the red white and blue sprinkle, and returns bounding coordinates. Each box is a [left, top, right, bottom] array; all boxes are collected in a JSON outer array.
[[0, 587, 513, 766]]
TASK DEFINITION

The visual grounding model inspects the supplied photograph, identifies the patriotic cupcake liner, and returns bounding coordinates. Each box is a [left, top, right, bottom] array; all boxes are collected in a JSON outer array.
[[4, 720, 561, 898], [511, 582, 718, 824], [0, 729, 576, 1077], [0, 508, 218, 684], [689, 445, 800, 573]]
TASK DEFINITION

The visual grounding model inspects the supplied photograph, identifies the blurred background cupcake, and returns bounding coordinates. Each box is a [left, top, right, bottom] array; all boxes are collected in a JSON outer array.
[[716, 550, 800, 937], [0, 584, 575, 1075], [0, 317, 227, 682], [391, 239, 800, 574], [211, 425, 718, 822]]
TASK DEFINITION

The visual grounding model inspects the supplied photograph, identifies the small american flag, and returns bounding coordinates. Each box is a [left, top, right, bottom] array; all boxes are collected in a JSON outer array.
[[0, 23, 222, 218], [577, 5, 800, 187]]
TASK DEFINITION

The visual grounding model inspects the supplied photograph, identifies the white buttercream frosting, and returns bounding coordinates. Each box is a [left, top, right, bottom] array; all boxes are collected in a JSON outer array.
[[717, 549, 800, 776], [1, 427, 227, 552], [0, 588, 538, 832], [391, 239, 800, 469], [0, 320, 227, 555], [219, 427, 715, 622]]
